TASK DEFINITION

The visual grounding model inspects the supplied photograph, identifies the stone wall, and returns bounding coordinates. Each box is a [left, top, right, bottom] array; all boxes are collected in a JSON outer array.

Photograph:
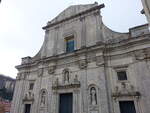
[[11, 3, 150, 113]]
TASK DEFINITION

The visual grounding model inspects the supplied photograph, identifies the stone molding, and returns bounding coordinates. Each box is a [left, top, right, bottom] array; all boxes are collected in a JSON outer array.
[[16, 72, 29, 80], [134, 48, 150, 60], [112, 82, 141, 100], [43, 4, 105, 29], [48, 65, 56, 74], [23, 91, 34, 103], [52, 74, 80, 90], [52, 83, 80, 90], [15, 35, 150, 71], [78, 59, 87, 69]]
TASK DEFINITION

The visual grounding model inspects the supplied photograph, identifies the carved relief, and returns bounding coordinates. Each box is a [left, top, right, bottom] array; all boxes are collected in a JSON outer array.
[[134, 50, 146, 60], [134, 48, 150, 60], [38, 68, 43, 77], [96, 56, 104, 66], [52, 74, 80, 90], [74, 75, 80, 84], [21, 56, 31, 64], [113, 82, 140, 99], [23, 91, 34, 102], [16, 72, 28, 80], [48, 65, 56, 74], [79, 59, 87, 69]]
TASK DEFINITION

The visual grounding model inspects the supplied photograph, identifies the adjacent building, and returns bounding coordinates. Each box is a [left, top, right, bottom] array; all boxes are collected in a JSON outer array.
[[11, 3, 150, 113], [141, 0, 150, 28], [0, 98, 11, 113]]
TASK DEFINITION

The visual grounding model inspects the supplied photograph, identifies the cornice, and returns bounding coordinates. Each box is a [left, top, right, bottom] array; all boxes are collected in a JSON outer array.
[[106, 34, 150, 51], [16, 34, 150, 70]]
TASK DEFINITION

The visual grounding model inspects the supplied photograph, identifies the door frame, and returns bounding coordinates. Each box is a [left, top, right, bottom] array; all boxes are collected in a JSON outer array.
[[53, 88, 80, 113], [112, 97, 142, 113]]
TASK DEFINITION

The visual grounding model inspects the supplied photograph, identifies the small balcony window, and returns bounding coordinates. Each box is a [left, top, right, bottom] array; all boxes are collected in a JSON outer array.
[[117, 71, 127, 81], [65, 36, 74, 53]]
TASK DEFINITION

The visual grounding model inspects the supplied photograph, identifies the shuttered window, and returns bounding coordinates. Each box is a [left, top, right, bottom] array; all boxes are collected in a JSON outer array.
[[66, 36, 74, 52], [117, 71, 127, 81]]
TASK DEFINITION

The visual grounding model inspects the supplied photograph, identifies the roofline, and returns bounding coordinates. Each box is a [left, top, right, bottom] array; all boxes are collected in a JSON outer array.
[[129, 23, 148, 30], [42, 4, 105, 29]]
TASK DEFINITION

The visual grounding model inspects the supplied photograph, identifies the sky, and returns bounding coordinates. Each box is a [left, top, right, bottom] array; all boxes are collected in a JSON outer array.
[[0, 0, 147, 78]]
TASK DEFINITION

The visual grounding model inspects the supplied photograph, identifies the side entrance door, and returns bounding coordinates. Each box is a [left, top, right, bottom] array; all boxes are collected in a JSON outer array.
[[59, 93, 73, 113]]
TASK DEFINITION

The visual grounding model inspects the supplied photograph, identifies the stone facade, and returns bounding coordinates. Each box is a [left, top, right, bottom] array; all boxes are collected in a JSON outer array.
[[11, 3, 150, 113]]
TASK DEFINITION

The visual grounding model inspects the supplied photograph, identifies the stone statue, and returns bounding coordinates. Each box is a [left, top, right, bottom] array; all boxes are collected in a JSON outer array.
[[40, 91, 46, 107], [90, 87, 97, 105], [64, 70, 69, 84]]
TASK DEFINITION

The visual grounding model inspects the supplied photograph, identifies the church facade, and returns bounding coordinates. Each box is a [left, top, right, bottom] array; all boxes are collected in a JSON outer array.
[[11, 3, 150, 113]]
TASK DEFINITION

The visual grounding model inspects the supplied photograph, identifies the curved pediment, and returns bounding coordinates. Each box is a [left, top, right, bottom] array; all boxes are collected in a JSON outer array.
[[48, 3, 98, 25]]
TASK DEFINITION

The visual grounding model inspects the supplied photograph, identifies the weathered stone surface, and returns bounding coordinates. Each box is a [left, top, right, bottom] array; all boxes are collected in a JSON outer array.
[[11, 2, 150, 113]]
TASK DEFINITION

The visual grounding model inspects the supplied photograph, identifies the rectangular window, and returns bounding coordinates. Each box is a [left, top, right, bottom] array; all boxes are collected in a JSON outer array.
[[117, 71, 127, 81], [29, 83, 34, 90], [24, 104, 31, 113], [59, 93, 73, 113], [119, 101, 136, 113], [66, 36, 74, 53]]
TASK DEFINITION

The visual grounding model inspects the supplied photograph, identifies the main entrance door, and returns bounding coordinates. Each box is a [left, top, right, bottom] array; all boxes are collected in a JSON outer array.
[[119, 101, 136, 113], [59, 93, 73, 113]]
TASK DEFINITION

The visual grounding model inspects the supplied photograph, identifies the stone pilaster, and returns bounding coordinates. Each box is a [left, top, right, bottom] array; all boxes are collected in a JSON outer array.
[[80, 17, 86, 48], [94, 10, 104, 44]]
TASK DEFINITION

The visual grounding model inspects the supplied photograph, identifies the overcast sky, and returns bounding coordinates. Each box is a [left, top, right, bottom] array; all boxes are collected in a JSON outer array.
[[0, 0, 147, 78]]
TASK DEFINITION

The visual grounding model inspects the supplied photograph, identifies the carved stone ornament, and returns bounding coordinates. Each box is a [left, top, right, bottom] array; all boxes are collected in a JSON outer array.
[[16, 73, 21, 80], [16, 72, 28, 80], [52, 75, 81, 90], [38, 68, 43, 77], [21, 56, 31, 64], [134, 49, 146, 60], [48, 65, 56, 74], [96, 56, 104, 66], [23, 91, 34, 102], [112, 82, 141, 99], [79, 59, 87, 69], [74, 75, 80, 84]]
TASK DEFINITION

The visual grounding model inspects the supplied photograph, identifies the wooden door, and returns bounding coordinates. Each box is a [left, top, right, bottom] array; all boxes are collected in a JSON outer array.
[[59, 93, 73, 113]]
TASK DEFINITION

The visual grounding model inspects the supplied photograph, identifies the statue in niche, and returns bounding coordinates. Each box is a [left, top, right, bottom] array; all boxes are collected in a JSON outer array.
[[74, 75, 79, 83], [90, 87, 97, 105], [40, 90, 46, 107], [64, 70, 69, 84]]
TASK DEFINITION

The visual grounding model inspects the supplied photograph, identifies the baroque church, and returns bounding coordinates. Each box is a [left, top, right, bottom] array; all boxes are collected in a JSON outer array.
[[11, 2, 150, 113]]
